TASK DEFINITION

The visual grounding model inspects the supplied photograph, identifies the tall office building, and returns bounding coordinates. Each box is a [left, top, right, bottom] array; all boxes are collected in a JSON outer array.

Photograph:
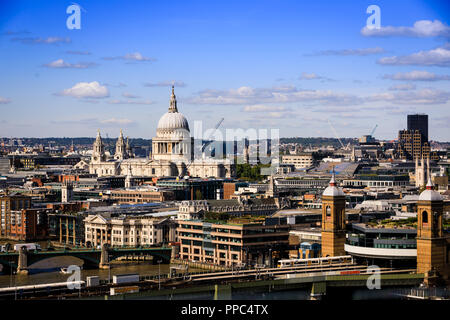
[[407, 114, 428, 141], [397, 114, 437, 160]]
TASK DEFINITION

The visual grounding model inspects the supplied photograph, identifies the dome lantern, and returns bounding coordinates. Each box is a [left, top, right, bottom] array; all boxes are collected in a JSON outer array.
[[419, 177, 442, 202]]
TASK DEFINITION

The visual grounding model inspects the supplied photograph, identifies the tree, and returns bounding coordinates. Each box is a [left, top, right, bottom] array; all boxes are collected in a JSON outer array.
[[236, 163, 271, 181]]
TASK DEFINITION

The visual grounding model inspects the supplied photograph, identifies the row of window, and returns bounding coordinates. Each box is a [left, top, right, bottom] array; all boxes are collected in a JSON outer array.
[[87, 228, 157, 236]]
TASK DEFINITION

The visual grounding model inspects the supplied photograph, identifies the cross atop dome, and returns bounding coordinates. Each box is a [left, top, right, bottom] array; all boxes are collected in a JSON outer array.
[[169, 85, 178, 113]]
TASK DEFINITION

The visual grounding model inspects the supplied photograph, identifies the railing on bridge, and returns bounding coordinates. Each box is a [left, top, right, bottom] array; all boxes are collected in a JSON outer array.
[[395, 287, 450, 300]]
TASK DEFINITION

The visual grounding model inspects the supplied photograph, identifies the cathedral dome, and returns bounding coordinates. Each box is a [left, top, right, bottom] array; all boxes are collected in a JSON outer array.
[[156, 86, 190, 138], [157, 112, 189, 132]]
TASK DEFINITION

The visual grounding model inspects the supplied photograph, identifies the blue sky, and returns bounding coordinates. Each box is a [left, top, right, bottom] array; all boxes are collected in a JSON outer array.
[[0, 0, 449, 141]]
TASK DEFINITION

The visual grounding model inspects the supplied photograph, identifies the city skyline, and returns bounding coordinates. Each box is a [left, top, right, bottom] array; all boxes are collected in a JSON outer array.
[[1, 0, 450, 141]]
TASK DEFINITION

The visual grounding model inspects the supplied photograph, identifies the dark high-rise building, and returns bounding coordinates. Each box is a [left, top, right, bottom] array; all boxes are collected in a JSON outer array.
[[397, 114, 438, 161], [407, 114, 428, 141]]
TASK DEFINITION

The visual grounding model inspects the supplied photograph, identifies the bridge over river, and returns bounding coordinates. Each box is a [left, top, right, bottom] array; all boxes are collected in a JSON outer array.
[[0, 246, 172, 273], [0, 260, 428, 300]]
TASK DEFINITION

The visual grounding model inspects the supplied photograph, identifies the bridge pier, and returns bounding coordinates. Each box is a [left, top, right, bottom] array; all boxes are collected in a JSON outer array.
[[99, 244, 110, 269], [214, 284, 232, 300], [310, 282, 326, 300], [17, 247, 29, 275]]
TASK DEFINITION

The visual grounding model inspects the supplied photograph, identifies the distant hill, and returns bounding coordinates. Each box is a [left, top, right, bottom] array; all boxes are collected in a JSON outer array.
[[5, 137, 152, 147], [3, 136, 359, 149], [280, 137, 357, 148]]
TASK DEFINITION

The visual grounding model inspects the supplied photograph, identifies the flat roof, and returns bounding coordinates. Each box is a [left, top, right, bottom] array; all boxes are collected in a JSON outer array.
[[352, 223, 417, 234]]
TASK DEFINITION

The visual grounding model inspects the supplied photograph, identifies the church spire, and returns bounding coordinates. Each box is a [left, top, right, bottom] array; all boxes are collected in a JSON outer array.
[[114, 129, 126, 160], [169, 85, 178, 113], [426, 176, 433, 190], [329, 166, 336, 187]]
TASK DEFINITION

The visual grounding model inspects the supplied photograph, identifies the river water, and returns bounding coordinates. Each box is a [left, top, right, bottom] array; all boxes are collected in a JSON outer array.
[[0, 241, 202, 288], [0, 257, 191, 288]]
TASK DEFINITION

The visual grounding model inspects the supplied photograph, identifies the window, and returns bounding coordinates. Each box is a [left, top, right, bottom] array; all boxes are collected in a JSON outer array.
[[326, 206, 331, 217], [422, 211, 428, 224]]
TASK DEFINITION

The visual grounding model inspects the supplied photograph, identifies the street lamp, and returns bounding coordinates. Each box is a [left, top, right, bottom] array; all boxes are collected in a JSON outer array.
[[108, 254, 113, 284], [10, 264, 13, 287], [269, 247, 272, 269], [13, 271, 17, 300]]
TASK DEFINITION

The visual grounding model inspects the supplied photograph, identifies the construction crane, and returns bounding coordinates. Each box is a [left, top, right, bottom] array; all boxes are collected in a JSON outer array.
[[327, 119, 349, 150], [201, 117, 224, 153], [181, 117, 225, 178], [370, 124, 378, 136]]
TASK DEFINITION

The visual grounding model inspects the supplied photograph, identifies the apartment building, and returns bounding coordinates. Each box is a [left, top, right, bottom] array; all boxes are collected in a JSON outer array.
[[0, 194, 32, 238], [5, 208, 48, 241]]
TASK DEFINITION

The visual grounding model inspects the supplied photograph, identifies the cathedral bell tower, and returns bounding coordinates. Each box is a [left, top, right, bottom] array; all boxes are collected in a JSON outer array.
[[416, 177, 448, 282], [92, 129, 106, 163], [321, 169, 346, 257], [114, 129, 127, 161]]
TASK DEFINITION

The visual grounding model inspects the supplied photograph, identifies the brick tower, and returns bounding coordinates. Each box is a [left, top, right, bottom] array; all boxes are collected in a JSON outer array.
[[416, 177, 448, 282], [321, 169, 346, 257]]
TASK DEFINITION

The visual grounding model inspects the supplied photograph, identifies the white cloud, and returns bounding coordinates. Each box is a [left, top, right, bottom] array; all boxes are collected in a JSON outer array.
[[300, 72, 320, 80], [241, 105, 297, 119], [388, 83, 416, 91], [103, 52, 155, 62], [11, 37, 71, 44], [144, 80, 186, 87], [299, 72, 334, 82], [309, 47, 385, 56], [242, 105, 289, 112], [361, 20, 450, 38], [377, 47, 450, 67], [108, 99, 153, 105], [383, 70, 450, 81], [122, 92, 140, 98], [101, 118, 135, 125], [59, 81, 109, 99], [103, 82, 127, 88], [51, 118, 136, 127], [44, 59, 97, 69], [188, 86, 363, 106], [65, 50, 91, 55], [369, 88, 450, 105], [0, 97, 11, 104], [123, 52, 152, 61]]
